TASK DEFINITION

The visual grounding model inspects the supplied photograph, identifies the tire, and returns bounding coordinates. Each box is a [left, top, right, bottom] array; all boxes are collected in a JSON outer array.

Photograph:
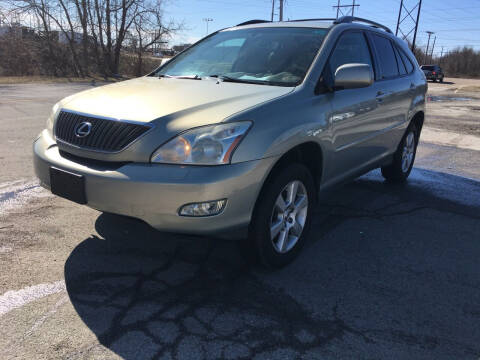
[[381, 124, 418, 182], [249, 163, 315, 268], [432, 78, 437, 82], [440, 77, 444, 83]]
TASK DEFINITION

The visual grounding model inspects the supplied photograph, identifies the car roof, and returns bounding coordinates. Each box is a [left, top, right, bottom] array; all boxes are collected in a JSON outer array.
[[226, 16, 393, 34], [228, 20, 333, 30]]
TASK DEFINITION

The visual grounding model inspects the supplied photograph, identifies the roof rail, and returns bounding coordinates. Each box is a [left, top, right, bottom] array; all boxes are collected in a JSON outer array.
[[236, 20, 271, 26], [288, 18, 337, 22], [334, 16, 392, 33]]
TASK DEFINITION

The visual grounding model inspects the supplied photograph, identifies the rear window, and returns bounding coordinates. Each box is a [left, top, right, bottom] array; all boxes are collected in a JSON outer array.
[[371, 34, 399, 79], [421, 65, 434, 71]]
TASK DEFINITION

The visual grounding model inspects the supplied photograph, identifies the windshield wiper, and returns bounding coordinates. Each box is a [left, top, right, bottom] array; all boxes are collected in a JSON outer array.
[[158, 74, 201, 80], [207, 75, 289, 87], [207, 74, 266, 84]]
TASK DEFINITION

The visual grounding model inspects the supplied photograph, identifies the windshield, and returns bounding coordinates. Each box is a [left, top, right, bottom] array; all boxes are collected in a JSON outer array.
[[421, 65, 435, 71], [154, 27, 329, 86]]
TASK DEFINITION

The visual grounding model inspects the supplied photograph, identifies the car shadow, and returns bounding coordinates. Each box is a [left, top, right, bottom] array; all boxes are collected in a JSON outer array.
[[429, 80, 455, 85], [64, 168, 480, 359]]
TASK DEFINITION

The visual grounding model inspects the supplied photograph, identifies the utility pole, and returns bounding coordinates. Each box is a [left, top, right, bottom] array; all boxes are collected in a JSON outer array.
[[271, 0, 275, 21], [279, 0, 284, 21], [333, 1, 360, 19], [424, 31, 434, 64], [202, 18, 213, 36], [430, 35, 436, 59], [395, 0, 423, 51]]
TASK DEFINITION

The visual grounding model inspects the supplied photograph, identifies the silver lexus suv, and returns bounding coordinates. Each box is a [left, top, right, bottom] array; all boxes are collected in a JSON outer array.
[[33, 16, 427, 267]]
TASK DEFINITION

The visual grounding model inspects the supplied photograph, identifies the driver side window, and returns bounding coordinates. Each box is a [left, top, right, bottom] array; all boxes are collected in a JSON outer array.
[[328, 32, 373, 77]]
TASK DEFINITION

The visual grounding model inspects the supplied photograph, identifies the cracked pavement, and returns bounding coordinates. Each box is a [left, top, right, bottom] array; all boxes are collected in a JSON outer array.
[[1, 82, 480, 359]]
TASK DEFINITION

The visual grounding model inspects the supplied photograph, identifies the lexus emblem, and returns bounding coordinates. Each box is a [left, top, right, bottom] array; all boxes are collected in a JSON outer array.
[[74, 121, 92, 138]]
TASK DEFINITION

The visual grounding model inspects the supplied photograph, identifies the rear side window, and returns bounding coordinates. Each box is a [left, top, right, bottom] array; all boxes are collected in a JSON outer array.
[[398, 47, 414, 73], [371, 34, 399, 79], [394, 47, 407, 75], [328, 32, 373, 75]]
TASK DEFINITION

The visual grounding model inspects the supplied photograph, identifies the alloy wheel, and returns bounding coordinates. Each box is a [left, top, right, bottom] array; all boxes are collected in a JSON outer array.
[[401, 131, 416, 173], [270, 180, 308, 254]]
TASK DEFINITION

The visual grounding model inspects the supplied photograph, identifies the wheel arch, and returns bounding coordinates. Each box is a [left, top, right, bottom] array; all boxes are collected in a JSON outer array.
[[255, 142, 324, 212], [410, 111, 425, 138]]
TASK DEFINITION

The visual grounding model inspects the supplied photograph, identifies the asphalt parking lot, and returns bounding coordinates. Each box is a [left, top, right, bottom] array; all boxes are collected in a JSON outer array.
[[1, 80, 480, 359]]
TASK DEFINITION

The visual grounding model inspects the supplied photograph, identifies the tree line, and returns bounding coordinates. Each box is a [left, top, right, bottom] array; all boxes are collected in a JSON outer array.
[[1, 3, 479, 80], [411, 45, 479, 78], [0, 0, 182, 77]]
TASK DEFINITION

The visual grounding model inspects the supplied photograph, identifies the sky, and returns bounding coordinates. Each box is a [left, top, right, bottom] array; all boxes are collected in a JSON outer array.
[[165, 0, 480, 55]]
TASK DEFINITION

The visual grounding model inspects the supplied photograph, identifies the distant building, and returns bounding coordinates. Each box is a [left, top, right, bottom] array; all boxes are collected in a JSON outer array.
[[38, 30, 59, 42], [0, 25, 9, 37], [173, 44, 192, 54], [163, 48, 176, 57], [58, 31, 83, 44], [0, 24, 35, 39]]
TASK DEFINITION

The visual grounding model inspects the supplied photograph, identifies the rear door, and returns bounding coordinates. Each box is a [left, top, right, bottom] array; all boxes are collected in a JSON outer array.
[[367, 33, 412, 153]]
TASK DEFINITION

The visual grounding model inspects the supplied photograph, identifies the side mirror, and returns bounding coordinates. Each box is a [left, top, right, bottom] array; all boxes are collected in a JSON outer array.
[[160, 58, 171, 66], [334, 63, 373, 90]]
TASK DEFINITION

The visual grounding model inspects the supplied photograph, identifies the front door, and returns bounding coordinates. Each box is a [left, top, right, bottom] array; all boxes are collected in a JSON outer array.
[[323, 30, 381, 183]]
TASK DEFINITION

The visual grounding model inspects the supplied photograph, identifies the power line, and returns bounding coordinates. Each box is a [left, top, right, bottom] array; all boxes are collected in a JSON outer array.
[[333, 1, 360, 19]]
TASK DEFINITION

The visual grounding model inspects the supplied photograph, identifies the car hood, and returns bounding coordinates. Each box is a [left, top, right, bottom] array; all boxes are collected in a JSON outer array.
[[61, 76, 293, 129], [56, 76, 294, 162]]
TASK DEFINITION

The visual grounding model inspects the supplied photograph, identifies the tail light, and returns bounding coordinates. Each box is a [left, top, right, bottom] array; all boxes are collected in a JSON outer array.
[[432, 71, 436, 75]]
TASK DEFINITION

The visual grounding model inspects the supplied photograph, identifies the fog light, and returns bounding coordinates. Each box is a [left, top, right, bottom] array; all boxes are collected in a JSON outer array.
[[179, 199, 227, 217]]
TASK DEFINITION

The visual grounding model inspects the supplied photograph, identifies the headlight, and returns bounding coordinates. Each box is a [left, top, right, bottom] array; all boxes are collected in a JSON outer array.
[[46, 102, 61, 134], [151, 121, 252, 165]]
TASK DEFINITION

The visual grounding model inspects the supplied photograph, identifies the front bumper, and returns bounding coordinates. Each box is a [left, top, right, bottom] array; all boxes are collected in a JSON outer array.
[[34, 130, 277, 238]]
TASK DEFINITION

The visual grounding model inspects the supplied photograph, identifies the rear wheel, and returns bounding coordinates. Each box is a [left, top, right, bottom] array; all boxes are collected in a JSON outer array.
[[249, 163, 315, 268], [440, 77, 444, 83], [381, 124, 418, 182]]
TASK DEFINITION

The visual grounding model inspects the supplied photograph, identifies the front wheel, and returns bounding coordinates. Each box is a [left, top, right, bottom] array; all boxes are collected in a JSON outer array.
[[249, 163, 315, 268], [381, 124, 418, 182]]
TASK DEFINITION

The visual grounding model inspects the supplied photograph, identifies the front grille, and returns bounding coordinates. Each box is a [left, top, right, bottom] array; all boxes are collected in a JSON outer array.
[[59, 151, 129, 170], [55, 111, 151, 152]]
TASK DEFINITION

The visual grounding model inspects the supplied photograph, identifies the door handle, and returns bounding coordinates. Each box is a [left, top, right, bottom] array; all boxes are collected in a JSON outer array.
[[376, 91, 387, 102]]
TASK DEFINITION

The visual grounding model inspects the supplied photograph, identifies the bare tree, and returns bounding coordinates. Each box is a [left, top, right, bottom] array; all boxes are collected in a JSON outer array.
[[72, 0, 89, 74], [1, 0, 183, 77], [86, 0, 181, 76], [132, 3, 180, 76], [0, 3, 8, 24]]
